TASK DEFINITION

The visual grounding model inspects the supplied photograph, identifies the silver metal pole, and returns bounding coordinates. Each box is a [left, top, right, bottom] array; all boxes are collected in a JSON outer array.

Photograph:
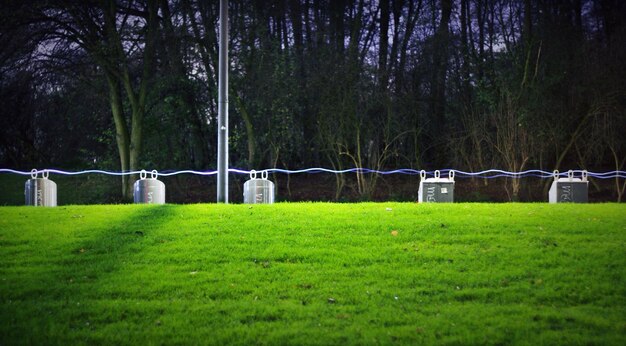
[[217, 0, 229, 203]]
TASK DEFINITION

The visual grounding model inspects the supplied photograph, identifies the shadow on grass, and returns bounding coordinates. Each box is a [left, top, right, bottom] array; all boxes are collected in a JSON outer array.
[[0, 204, 181, 343], [56, 204, 180, 292]]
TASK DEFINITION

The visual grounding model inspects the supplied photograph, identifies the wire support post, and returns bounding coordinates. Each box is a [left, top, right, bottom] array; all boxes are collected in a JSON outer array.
[[217, 0, 229, 203], [418, 170, 455, 203], [243, 170, 275, 204], [549, 170, 589, 203], [25, 169, 57, 207], [134, 170, 166, 204]]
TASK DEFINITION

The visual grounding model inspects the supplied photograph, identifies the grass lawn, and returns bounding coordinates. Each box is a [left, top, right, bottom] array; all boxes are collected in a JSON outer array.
[[0, 203, 625, 345]]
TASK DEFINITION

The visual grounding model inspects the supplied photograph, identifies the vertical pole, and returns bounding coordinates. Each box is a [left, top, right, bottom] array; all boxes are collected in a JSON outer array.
[[217, 0, 229, 203]]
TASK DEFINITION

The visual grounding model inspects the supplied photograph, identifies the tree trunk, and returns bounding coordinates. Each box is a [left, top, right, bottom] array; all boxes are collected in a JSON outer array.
[[378, 0, 389, 89], [396, 0, 421, 93], [234, 94, 256, 167], [105, 73, 131, 199], [161, 0, 208, 169], [430, 0, 452, 143], [460, 0, 471, 104], [523, 0, 532, 50], [102, 0, 158, 199]]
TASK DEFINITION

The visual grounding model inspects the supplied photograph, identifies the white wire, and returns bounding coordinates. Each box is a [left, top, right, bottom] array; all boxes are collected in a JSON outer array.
[[1, 167, 624, 179]]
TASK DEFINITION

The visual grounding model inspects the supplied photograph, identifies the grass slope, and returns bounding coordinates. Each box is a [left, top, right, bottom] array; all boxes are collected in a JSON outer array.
[[0, 203, 625, 345]]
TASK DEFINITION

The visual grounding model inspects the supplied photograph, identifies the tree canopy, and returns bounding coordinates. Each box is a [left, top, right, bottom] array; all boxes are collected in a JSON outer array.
[[0, 0, 624, 201]]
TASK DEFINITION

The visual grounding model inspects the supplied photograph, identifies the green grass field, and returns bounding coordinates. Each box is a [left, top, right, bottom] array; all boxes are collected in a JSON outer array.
[[1, 203, 625, 345]]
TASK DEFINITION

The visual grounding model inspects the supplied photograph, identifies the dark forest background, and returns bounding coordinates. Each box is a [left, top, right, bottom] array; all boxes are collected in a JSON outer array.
[[0, 0, 624, 202]]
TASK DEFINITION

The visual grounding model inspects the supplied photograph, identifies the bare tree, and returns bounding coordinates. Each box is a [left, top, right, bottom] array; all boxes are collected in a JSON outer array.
[[25, 0, 160, 198]]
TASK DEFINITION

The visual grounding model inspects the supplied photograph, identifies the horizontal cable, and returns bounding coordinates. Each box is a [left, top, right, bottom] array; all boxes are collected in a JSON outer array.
[[1, 168, 625, 179]]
